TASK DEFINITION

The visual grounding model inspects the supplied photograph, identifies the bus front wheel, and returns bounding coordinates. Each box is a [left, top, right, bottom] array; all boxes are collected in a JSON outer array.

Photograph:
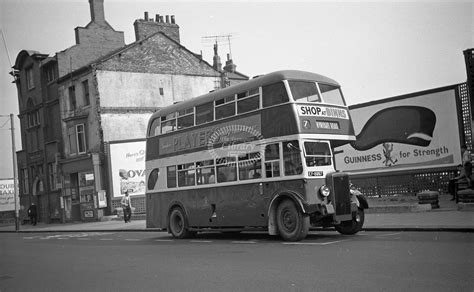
[[276, 199, 309, 241], [169, 207, 195, 239], [334, 208, 365, 235]]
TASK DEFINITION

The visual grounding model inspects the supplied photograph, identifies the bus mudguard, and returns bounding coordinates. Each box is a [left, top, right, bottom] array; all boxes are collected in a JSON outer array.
[[356, 194, 369, 209], [267, 191, 307, 236]]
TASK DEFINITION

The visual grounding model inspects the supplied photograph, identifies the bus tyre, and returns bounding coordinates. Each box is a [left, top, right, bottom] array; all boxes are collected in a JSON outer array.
[[276, 199, 309, 241], [335, 208, 365, 235], [169, 207, 194, 239]]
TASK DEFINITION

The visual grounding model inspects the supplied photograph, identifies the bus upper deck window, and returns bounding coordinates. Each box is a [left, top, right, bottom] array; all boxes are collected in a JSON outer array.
[[289, 81, 320, 103], [149, 118, 160, 137], [318, 83, 345, 106], [262, 82, 289, 107]]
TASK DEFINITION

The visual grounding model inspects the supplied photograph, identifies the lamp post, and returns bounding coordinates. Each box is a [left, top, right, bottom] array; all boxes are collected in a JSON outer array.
[[10, 114, 19, 231]]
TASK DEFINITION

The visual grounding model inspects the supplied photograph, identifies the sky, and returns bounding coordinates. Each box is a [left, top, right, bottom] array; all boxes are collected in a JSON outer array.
[[0, 0, 472, 178]]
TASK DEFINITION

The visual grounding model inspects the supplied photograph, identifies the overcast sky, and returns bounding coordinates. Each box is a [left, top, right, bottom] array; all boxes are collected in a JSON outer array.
[[0, 0, 472, 178]]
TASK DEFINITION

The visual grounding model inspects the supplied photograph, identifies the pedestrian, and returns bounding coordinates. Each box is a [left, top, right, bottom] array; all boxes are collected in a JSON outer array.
[[449, 164, 463, 200], [461, 145, 472, 166], [28, 203, 37, 226], [121, 190, 132, 223]]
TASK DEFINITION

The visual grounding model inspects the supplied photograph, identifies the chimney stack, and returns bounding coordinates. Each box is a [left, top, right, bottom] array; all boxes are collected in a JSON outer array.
[[134, 12, 180, 43], [223, 53, 237, 73], [213, 43, 222, 72], [89, 0, 105, 23]]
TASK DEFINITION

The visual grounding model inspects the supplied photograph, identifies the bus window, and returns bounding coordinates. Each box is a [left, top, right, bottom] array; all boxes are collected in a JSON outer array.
[[215, 96, 236, 120], [283, 140, 303, 175], [237, 88, 260, 114], [161, 113, 177, 134], [304, 141, 332, 167], [238, 152, 262, 180], [178, 163, 195, 187], [318, 83, 345, 106], [196, 159, 215, 185], [216, 157, 237, 183], [148, 168, 159, 190], [167, 166, 177, 188], [177, 108, 194, 129], [264, 143, 281, 178], [196, 102, 214, 125], [289, 81, 321, 102], [149, 118, 160, 137], [262, 82, 289, 107]]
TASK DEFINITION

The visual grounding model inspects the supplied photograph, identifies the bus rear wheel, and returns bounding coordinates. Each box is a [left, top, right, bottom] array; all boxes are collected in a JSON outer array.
[[276, 199, 309, 241], [169, 207, 195, 239], [335, 208, 365, 235]]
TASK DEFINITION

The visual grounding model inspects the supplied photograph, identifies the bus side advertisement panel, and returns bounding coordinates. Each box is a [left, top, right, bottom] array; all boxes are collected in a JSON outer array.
[[334, 88, 462, 174]]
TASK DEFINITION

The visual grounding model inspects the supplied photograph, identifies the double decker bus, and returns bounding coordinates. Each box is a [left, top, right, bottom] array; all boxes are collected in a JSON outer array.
[[145, 70, 368, 241]]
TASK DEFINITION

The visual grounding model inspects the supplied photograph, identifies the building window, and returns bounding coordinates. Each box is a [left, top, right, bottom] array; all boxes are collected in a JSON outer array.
[[45, 66, 56, 83], [159, 88, 164, 96], [28, 111, 40, 128], [68, 126, 77, 155], [21, 168, 29, 194], [48, 162, 58, 190], [68, 123, 87, 155], [26, 67, 34, 89], [82, 80, 90, 106], [69, 86, 76, 110], [76, 124, 87, 154]]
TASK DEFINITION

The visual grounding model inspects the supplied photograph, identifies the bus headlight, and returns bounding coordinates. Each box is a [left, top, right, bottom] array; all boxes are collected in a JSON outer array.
[[319, 185, 330, 197]]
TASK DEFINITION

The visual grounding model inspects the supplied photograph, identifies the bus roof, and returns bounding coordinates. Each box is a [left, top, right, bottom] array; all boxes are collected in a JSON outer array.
[[151, 70, 339, 119]]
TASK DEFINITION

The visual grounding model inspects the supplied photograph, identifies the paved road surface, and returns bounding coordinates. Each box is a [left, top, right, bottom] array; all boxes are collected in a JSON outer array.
[[1, 231, 472, 291]]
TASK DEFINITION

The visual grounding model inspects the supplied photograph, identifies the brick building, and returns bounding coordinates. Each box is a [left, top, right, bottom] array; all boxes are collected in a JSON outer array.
[[13, 0, 248, 223]]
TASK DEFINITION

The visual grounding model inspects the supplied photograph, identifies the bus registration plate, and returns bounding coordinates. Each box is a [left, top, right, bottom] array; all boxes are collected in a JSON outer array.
[[308, 171, 323, 177]]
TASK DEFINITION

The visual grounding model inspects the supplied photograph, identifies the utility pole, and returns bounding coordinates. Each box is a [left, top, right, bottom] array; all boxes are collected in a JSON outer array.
[[10, 114, 19, 231]]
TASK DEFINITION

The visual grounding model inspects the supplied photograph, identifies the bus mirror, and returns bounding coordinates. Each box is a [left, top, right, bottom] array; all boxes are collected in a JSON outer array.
[[287, 143, 301, 152]]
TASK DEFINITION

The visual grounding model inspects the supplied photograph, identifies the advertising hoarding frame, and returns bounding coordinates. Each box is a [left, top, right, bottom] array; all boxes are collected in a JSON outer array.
[[335, 84, 465, 176], [107, 138, 146, 199]]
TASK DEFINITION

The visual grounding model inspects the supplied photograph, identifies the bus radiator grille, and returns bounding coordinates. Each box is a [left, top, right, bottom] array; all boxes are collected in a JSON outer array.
[[332, 174, 351, 215]]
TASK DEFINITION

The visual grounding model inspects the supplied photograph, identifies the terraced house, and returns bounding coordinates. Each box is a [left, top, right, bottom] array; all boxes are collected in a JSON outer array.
[[13, 0, 248, 223]]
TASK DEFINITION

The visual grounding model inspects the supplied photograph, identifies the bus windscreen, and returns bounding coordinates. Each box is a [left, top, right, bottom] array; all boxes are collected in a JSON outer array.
[[304, 141, 332, 167]]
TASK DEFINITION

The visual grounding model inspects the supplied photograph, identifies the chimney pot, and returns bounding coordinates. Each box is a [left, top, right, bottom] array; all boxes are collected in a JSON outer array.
[[144, 12, 149, 21], [171, 15, 176, 24], [156, 14, 160, 22], [166, 15, 170, 23]]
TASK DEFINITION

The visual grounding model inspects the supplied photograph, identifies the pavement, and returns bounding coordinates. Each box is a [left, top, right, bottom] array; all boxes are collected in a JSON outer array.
[[1, 193, 473, 233]]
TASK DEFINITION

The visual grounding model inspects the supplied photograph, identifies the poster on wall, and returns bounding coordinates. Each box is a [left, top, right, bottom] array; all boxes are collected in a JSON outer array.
[[0, 179, 15, 212], [109, 140, 146, 198], [335, 87, 462, 175]]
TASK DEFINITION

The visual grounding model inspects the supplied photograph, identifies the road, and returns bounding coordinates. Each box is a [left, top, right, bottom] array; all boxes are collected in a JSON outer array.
[[1, 231, 472, 291]]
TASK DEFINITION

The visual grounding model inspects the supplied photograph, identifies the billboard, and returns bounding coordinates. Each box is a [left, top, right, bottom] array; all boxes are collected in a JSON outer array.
[[109, 140, 146, 198], [0, 179, 15, 212], [335, 86, 462, 175]]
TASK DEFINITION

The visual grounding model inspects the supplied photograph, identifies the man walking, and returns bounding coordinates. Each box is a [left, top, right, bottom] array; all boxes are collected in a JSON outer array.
[[28, 203, 37, 226], [121, 190, 132, 223]]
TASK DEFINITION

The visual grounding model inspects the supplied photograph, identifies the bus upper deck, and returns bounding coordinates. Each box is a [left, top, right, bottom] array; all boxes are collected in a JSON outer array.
[[147, 70, 355, 160]]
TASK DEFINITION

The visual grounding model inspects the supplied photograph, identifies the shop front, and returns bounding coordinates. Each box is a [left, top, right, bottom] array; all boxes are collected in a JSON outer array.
[[60, 155, 105, 222]]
